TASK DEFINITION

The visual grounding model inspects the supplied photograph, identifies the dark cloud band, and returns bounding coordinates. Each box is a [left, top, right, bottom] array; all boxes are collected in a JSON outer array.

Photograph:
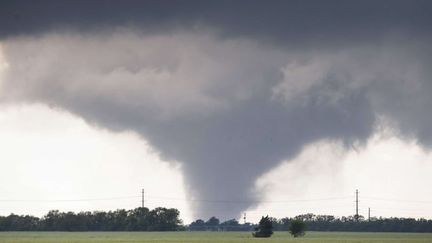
[[1, 0, 431, 45]]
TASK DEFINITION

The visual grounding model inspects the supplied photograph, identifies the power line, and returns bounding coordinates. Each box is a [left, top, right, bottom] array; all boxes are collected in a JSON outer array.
[[0, 195, 351, 204], [0, 196, 139, 202], [367, 206, 431, 213], [3, 194, 429, 205], [143, 195, 352, 204], [362, 196, 432, 204]]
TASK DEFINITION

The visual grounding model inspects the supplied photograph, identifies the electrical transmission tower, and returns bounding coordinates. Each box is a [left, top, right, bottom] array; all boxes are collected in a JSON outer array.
[[354, 189, 359, 221], [142, 189, 145, 208]]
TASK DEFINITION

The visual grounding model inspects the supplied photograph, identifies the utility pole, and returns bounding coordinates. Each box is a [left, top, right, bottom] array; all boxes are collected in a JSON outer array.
[[142, 189, 145, 208], [368, 207, 370, 221], [355, 189, 359, 221]]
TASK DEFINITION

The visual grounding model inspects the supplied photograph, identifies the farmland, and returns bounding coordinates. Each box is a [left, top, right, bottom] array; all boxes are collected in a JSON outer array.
[[0, 231, 431, 243]]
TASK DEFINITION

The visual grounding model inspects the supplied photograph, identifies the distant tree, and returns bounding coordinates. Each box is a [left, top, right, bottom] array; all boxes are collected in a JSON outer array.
[[189, 219, 206, 231], [220, 219, 240, 231], [206, 216, 220, 226], [289, 219, 306, 237], [127, 207, 150, 231], [190, 219, 205, 227], [220, 219, 239, 226], [147, 207, 182, 231], [0, 214, 39, 231], [112, 209, 128, 231], [280, 217, 290, 227], [253, 216, 273, 238]]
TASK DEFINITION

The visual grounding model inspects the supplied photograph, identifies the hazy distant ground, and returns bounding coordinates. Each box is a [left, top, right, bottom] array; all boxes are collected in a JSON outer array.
[[0, 231, 432, 243]]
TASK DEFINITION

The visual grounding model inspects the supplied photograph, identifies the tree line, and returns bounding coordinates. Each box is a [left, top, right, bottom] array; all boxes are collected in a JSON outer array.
[[189, 216, 253, 231], [189, 214, 432, 233], [270, 214, 432, 233], [0, 207, 183, 231], [2, 209, 432, 232]]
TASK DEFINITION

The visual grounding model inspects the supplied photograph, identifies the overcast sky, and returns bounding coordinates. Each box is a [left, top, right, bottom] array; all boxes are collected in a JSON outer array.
[[1, 1, 432, 223]]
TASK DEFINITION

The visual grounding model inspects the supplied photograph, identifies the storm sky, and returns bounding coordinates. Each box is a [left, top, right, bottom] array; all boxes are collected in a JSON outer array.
[[1, 1, 432, 222]]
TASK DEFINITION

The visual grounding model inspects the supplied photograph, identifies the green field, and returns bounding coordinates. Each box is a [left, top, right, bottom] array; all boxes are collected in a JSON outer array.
[[0, 231, 431, 243]]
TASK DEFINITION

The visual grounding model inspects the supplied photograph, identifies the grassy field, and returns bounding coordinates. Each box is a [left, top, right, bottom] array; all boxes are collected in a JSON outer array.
[[0, 231, 431, 243]]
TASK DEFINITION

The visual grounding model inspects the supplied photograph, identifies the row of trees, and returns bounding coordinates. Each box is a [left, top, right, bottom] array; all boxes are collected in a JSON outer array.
[[188, 214, 432, 233], [2, 209, 432, 232], [189, 216, 253, 231], [190, 215, 305, 238], [0, 207, 183, 231], [270, 214, 432, 232]]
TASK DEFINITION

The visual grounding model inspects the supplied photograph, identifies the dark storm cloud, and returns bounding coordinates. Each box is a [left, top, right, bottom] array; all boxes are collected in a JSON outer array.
[[1, 0, 432, 45], [1, 1, 432, 220]]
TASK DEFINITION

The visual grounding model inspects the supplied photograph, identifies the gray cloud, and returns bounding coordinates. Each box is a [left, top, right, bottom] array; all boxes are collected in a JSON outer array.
[[2, 30, 431, 219], [1, 0, 432, 47], [1, 1, 432, 220]]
